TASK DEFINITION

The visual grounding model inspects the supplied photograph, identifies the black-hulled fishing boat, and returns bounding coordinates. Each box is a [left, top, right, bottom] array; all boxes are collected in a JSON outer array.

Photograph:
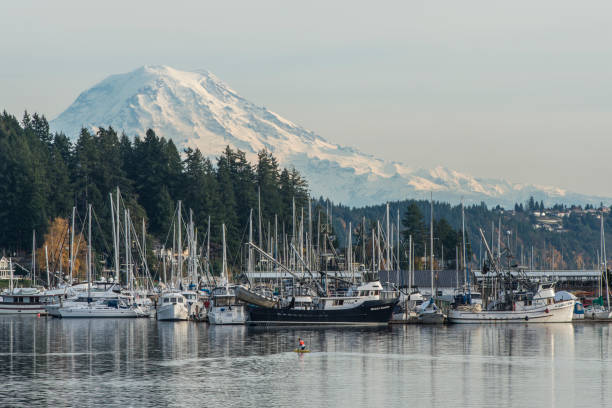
[[247, 281, 398, 325]]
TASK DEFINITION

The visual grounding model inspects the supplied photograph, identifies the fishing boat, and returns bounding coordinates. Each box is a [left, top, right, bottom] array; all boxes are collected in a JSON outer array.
[[157, 291, 189, 321], [207, 285, 247, 324], [448, 227, 574, 323], [448, 281, 574, 323], [247, 280, 398, 325]]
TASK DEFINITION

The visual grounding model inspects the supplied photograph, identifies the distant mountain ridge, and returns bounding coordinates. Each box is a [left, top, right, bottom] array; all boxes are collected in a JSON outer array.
[[50, 65, 609, 207]]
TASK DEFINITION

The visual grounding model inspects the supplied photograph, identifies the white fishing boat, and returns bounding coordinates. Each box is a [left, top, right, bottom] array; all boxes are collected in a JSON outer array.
[[448, 282, 574, 323], [157, 291, 189, 321], [207, 285, 246, 325]]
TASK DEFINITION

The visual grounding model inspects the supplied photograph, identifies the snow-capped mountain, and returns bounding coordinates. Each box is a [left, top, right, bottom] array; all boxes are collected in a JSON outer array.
[[50, 65, 607, 207]]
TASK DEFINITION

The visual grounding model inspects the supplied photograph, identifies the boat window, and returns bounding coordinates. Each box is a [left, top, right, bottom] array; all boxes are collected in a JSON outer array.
[[4, 297, 13, 303], [171, 298, 177, 303], [163, 298, 169, 303], [178, 297, 184, 303]]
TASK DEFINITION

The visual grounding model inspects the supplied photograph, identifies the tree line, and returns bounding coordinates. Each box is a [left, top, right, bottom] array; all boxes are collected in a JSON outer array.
[[0, 111, 309, 275]]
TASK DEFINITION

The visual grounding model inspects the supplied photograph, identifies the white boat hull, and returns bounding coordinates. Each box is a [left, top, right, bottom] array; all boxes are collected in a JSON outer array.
[[58, 306, 142, 318], [157, 303, 189, 321], [448, 300, 575, 323], [0, 304, 48, 314], [418, 310, 445, 324], [593, 310, 612, 320], [208, 305, 246, 325]]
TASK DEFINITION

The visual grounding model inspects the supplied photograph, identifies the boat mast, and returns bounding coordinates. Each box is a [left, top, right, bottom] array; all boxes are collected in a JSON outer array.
[[602, 215, 609, 309], [430, 193, 434, 299], [110, 193, 119, 285], [386, 203, 390, 271], [177, 201, 182, 287], [455, 246, 459, 290], [45, 245, 50, 288], [248, 209, 253, 274], [397, 209, 400, 287], [87, 204, 92, 299], [172, 220, 176, 287], [222, 223, 227, 287], [348, 221, 353, 284], [70, 206, 75, 285], [408, 235, 412, 293], [9, 257, 13, 293], [116, 187, 121, 284], [207, 215, 211, 283], [32, 230, 36, 286]]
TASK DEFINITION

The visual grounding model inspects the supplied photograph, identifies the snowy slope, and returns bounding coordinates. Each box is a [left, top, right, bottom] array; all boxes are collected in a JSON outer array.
[[50, 65, 607, 207]]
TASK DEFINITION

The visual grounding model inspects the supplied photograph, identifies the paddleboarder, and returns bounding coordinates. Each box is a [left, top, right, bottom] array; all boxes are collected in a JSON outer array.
[[298, 338, 305, 351]]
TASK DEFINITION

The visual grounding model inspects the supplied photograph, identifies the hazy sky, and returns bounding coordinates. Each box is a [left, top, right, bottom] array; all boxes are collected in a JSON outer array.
[[2, 1, 612, 196]]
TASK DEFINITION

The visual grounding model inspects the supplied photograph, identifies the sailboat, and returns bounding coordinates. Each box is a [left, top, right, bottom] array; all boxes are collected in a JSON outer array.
[[57, 204, 148, 318], [417, 194, 445, 324], [157, 201, 190, 321], [593, 214, 612, 320], [207, 224, 247, 325]]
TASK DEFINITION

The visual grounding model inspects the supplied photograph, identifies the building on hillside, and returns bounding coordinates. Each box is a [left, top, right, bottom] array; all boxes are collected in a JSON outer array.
[[0, 257, 15, 280]]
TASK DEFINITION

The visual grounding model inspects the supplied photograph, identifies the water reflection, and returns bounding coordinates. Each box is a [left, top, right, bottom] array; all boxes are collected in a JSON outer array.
[[1, 317, 611, 407]]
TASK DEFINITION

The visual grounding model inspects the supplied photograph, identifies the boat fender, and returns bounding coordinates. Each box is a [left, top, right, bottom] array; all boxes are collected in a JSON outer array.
[[545, 308, 549, 314], [525, 315, 529, 321]]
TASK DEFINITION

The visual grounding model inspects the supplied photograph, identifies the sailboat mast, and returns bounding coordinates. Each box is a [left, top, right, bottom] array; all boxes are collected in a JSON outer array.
[[430, 194, 434, 298], [45, 245, 50, 288], [602, 215, 609, 309], [177, 201, 182, 285], [32, 230, 36, 286], [207, 216, 211, 279], [222, 223, 227, 285], [386, 203, 390, 271], [408, 235, 412, 292], [116, 187, 120, 284], [397, 209, 400, 283], [348, 221, 353, 284], [248, 209, 253, 274], [87, 204, 92, 297], [462, 200, 467, 291], [70, 206, 75, 285]]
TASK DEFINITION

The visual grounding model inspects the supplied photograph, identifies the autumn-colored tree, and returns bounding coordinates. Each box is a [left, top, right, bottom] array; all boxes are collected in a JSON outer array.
[[36, 217, 87, 284]]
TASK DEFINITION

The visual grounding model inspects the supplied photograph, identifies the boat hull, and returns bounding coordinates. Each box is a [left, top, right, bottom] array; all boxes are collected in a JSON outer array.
[[235, 286, 277, 308], [418, 311, 445, 324], [58, 307, 142, 318], [0, 304, 48, 314], [208, 305, 246, 325], [448, 300, 575, 323], [157, 303, 189, 321], [247, 299, 398, 325]]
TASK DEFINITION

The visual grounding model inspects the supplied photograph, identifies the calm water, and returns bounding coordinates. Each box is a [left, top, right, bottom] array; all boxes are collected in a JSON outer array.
[[1, 316, 611, 407]]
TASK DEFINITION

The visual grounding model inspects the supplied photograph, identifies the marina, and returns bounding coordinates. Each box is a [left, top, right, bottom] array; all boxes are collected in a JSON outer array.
[[1, 315, 612, 407]]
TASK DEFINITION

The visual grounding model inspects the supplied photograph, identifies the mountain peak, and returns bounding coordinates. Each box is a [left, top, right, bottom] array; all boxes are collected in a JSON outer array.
[[50, 66, 608, 207]]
